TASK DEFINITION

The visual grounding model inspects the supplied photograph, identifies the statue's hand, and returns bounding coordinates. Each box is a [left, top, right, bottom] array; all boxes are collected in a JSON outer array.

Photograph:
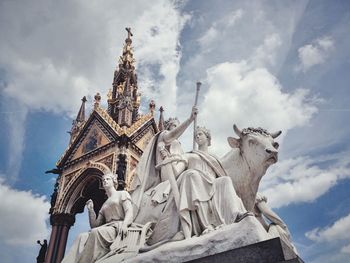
[[190, 106, 198, 121], [86, 199, 94, 211], [121, 223, 128, 239]]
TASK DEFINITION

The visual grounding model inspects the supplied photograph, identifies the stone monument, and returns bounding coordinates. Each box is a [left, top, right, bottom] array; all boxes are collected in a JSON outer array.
[[46, 28, 303, 263]]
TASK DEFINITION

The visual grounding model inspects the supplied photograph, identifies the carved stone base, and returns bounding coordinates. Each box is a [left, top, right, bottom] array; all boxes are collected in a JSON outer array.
[[187, 237, 304, 263], [102, 216, 271, 263]]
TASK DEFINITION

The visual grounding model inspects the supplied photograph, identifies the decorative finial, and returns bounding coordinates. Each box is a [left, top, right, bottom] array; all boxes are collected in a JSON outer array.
[[107, 89, 112, 100], [94, 92, 101, 109], [158, 106, 165, 131]]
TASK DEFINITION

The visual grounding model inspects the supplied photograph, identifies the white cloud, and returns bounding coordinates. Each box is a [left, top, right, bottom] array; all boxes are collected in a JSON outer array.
[[0, 178, 50, 245], [297, 36, 334, 72], [341, 243, 350, 254], [3, 101, 28, 183], [198, 61, 318, 156], [260, 154, 350, 208], [251, 33, 282, 67], [0, 0, 186, 116], [133, 1, 190, 113], [306, 213, 350, 243], [198, 9, 244, 51]]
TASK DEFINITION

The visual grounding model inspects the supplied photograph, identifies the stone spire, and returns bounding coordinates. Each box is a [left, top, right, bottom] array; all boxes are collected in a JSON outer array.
[[158, 106, 165, 131], [108, 27, 140, 127], [69, 96, 87, 143], [76, 96, 87, 122]]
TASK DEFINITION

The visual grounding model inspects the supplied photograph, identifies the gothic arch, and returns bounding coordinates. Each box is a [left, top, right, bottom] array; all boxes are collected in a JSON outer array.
[[59, 162, 112, 215]]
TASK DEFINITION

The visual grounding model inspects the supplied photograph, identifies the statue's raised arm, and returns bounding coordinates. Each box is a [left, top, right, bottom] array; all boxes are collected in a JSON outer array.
[[130, 106, 198, 213]]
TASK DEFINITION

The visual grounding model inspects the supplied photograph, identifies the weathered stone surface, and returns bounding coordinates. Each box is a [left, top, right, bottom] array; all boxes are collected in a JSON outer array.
[[187, 238, 304, 263]]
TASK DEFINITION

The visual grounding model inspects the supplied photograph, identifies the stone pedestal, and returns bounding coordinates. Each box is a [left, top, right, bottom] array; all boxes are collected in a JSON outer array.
[[187, 237, 303, 263]]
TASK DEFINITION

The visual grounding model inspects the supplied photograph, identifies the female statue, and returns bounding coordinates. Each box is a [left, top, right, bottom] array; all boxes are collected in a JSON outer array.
[[62, 173, 133, 263], [177, 127, 251, 239]]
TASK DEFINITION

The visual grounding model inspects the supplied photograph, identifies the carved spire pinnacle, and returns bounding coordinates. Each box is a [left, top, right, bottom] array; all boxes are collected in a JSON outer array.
[[76, 96, 87, 123], [119, 27, 135, 69], [69, 96, 87, 143], [108, 28, 141, 127], [158, 106, 165, 131]]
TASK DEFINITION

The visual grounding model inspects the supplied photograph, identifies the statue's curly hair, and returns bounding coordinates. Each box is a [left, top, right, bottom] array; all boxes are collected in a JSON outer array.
[[195, 126, 211, 146], [102, 173, 119, 189], [164, 117, 180, 130]]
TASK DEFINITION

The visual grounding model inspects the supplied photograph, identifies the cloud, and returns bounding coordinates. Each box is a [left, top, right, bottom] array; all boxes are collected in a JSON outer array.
[[0, 0, 186, 116], [306, 212, 350, 257], [0, 178, 50, 245], [198, 61, 318, 156], [3, 101, 28, 183], [251, 33, 282, 67], [198, 9, 244, 52], [133, 1, 190, 113], [297, 36, 334, 72], [306, 213, 350, 243], [341, 243, 350, 254], [260, 153, 350, 208]]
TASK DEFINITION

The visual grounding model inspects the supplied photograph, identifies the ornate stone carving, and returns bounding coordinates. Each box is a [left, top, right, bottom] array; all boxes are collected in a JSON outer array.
[[97, 154, 115, 172]]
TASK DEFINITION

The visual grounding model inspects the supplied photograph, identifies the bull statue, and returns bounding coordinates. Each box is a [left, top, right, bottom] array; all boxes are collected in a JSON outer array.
[[221, 124, 282, 212]]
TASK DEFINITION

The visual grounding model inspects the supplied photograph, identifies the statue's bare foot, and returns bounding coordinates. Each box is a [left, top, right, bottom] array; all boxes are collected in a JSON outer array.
[[202, 225, 215, 235], [235, 212, 254, 223]]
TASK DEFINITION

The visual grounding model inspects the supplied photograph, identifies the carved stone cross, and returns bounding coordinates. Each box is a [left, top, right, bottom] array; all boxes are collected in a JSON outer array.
[[125, 27, 133, 39]]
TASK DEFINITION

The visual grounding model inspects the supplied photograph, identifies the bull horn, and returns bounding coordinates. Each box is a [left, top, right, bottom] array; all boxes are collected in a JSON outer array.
[[233, 124, 242, 137], [270, 130, 282, 138]]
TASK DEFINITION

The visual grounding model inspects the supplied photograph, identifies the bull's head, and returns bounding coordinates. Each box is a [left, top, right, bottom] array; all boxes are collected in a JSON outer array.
[[228, 124, 282, 171]]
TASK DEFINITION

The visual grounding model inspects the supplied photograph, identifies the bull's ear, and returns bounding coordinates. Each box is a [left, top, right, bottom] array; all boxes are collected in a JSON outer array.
[[227, 137, 240, 148]]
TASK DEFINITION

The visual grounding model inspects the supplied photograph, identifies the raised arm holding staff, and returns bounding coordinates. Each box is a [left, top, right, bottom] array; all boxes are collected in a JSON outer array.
[[193, 82, 201, 150]]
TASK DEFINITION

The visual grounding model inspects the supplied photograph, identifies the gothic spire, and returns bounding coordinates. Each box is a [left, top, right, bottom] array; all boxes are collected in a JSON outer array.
[[69, 96, 87, 143], [108, 28, 140, 127], [76, 96, 87, 122], [158, 106, 165, 131]]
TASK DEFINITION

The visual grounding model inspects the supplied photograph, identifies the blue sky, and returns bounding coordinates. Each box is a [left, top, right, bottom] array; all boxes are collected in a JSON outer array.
[[1, 0, 350, 262]]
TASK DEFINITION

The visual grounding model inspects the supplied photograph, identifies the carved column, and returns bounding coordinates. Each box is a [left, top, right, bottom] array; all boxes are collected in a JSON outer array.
[[46, 213, 75, 263]]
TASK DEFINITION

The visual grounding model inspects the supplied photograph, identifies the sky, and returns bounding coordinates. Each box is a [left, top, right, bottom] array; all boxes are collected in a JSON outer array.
[[0, 0, 350, 262]]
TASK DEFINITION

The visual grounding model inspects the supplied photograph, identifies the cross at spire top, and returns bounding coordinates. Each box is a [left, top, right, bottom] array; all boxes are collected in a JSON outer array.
[[126, 27, 133, 39]]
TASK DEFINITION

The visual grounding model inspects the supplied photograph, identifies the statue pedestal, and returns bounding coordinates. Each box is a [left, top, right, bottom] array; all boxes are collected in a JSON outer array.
[[187, 237, 304, 263]]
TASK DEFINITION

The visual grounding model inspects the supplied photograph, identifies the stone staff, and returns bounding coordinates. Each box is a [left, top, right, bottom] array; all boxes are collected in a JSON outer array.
[[193, 82, 201, 150]]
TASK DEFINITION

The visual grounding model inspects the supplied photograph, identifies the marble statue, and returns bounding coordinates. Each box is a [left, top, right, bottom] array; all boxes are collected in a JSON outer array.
[[176, 127, 251, 238], [220, 124, 282, 212], [255, 193, 298, 253], [62, 173, 133, 263], [66, 120, 297, 262], [129, 106, 197, 221]]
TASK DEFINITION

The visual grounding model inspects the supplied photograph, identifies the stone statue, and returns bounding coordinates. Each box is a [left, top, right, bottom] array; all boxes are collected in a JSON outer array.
[[255, 193, 297, 253], [62, 173, 133, 263], [36, 239, 47, 263], [174, 126, 251, 239], [221, 124, 282, 212], [129, 106, 198, 215]]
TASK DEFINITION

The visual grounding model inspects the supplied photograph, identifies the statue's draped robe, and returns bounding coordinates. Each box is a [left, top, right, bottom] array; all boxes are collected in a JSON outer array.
[[62, 191, 132, 263], [130, 141, 247, 244], [129, 132, 184, 225], [177, 150, 246, 236]]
